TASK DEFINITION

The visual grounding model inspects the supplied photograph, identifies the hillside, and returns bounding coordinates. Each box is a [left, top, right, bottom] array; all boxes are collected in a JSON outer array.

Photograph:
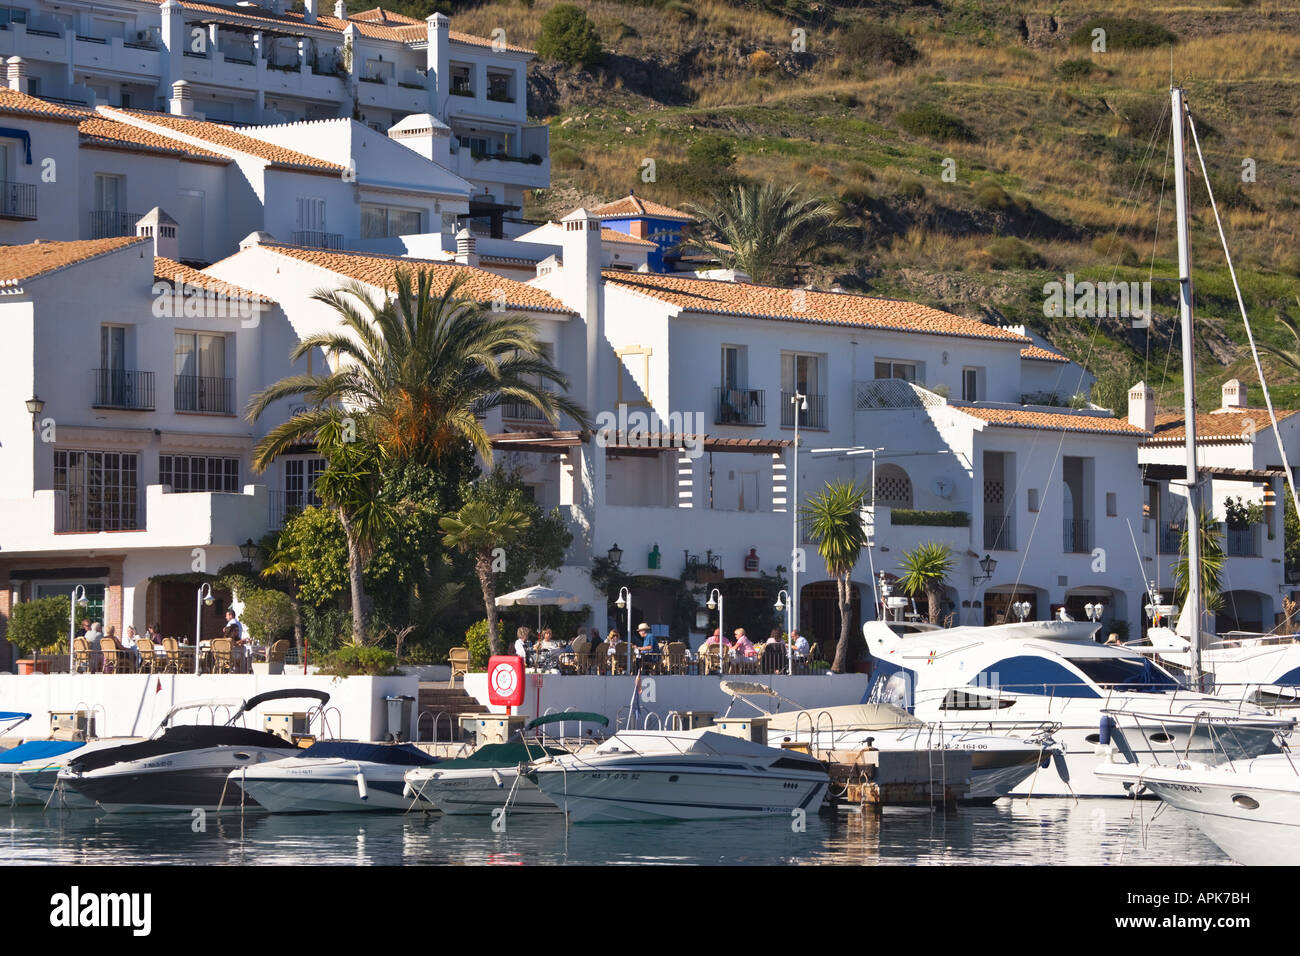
[[452, 0, 1300, 416]]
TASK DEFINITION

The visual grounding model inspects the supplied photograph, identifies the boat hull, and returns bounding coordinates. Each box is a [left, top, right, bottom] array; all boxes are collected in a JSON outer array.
[[237, 763, 415, 813], [407, 766, 560, 815], [61, 746, 293, 813]]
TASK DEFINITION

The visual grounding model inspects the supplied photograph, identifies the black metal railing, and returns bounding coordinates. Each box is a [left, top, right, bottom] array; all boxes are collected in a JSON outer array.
[[291, 230, 344, 250], [89, 210, 141, 238], [501, 401, 545, 422], [714, 386, 765, 426], [0, 181, 37, 220], [268, 488, 320, 530], [1158, 522, 1185, 554], [1226, 525, 1261, 557], [55, 491, 142, 532], [781, 390, 827, 429], [1063, 517, 1091, 553], [984, 513, 1013, 551], [93, 369, 155, 410], [174, 374, 233, 414]]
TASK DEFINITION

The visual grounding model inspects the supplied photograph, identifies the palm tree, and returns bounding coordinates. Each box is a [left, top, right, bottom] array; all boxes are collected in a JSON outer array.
[[440, 499, 532, 655], [681, 182, 847, 286], [246, 269, 590, 469], [898, 542, 955, 624], [1256, 298, 1300, 377], [801, 479, 869, 673], [1174, 510, 1226, 618]]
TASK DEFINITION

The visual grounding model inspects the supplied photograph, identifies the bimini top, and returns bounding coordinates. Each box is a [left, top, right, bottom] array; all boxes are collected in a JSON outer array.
[[525, 712, 609, 730], [436, 742, 568, 769], [295, 741, 438, 766], [0, 712, 32, 721], [67, 725, 295, 773], [0, 740, 85, 764]]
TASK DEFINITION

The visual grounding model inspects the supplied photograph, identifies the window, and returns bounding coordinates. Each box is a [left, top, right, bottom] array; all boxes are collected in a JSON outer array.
[[969, 656, 1099, 698], [962, 367, 982, 401], [160, 455, 239, 493], [486, 69, 513, 102], [101, 325, 126, 372], [285, 458, 325, 511], [37, 583, 106, 624], [360, 203, 422, 239], [1027, 488, 1039, 512], [54, 449, 139, 531], [119, 91, 132, 109], [1106, 492, 1117, 517], [720, 346, 745, 389], [449, 63, 472, 95], [296, 196, 325, 232], [174, 331, 229, 413], [782, 352, 825, 427], [94, 173, 123, 214], [874, 360, 917, 381], [458, 135, 490, 155], [1064, 656, 1179, 692]]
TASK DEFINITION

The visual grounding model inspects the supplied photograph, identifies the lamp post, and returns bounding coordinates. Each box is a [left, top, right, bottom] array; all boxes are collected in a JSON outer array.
[[971, 553, 997, 587], [68, 585, 87, 673], [1012, 600, 1031, 622], [706, 588, 724, 675], [195, 582, 214, 675], [774, 589, 792, 676], [790, 391, 806, 659], [239, 538, 258, 566], [615, 586, 633, 674], [25, 395, 44, 432]]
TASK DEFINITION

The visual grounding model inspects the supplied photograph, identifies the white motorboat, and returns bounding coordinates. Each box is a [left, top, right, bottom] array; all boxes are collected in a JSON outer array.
[[405, 712, 607, 815], [864, 619, 1295, 797], [59, 689, 328, 813], [234, 741, 440, 813], [1140, 612, 1300, 704], [526, 728, 829, 824], [1, 738, 140, 808], [721, 681, 1057, 803]]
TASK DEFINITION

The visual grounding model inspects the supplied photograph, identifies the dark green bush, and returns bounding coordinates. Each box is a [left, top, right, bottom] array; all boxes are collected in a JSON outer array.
[[897, 104, 973, 142], [897, 178, 926, 200], [6, 596, 69, 656], [838, 20, 919, 68], [316, 645, 400, 676], [552, 147, 586, 171], [1069, 18, 1177, 50], [890, 509, 971, 528], [987, 237, 1046, 269], [1057, 58, 1095, 81], [536, 4, 603, 68], [464, 619, 491, 668]]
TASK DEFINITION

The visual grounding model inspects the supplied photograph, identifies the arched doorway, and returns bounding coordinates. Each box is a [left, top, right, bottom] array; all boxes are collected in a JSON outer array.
[[874, 464, 913, 510], [983, 585, 1043, 626], [1064, 587, 1128, 640], [1217, 590, 1272, 634], [800, 580, 863, 666]]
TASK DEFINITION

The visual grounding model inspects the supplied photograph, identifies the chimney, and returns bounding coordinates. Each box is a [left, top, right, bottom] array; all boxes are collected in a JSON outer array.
[[334, 0, 347, 20], [1222, 378, 1247, 409], [6, 56, 28, 94], [303, 0, 317, 22], [426, 12, 449, 114], [454, 227, 478, 268], [168, 79, 195, 117], [387, 112, 451, 167], [136, 207, 180, 260], [1128, 380, 1154, 433], [558, 207, 604, 416]]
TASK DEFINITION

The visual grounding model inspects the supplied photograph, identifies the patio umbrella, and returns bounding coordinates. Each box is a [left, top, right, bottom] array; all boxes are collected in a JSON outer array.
[[494, 586, 580, 631]]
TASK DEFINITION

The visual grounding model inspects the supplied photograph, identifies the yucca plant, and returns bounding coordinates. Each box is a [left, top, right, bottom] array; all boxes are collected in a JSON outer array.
[[898, 542, 955, 624], [801, 479, 869, 673], [440, 499, 532, 656], [1174, 510, 1226, 617]]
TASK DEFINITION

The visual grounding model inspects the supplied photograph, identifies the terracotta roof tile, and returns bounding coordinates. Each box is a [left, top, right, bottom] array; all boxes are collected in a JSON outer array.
[[154, 256, 273, 304], [603, 272, 1031, 343], [1021, 344, 1068, 363], [78, 116, 230, 163], [957, 406, 1149, 436], [261, 244, 574, 314], [0, 87, 90, 123], [601, 228, 656, 248], [99, 107, 344, 173], [0, 237, 148, 286], [1149, 409, 1300, 443], [591, 194, 694, 222]]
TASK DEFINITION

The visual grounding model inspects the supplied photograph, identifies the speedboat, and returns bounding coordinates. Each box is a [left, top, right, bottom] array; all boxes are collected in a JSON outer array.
[[864, 619, 1295, 797], [721, 680, 1056, 803], [1, 738, 140, 808], [0, 711, 31, 750], [526, 728, 829, 824], [234, 741, 440, 813], [404, 712, 606, 815], [59, 689, 329, 813]]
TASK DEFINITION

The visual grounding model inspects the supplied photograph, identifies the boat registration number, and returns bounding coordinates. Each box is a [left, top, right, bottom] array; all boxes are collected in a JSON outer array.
[[1161, 784, 1202, 792], [588, 772, 640, 781]]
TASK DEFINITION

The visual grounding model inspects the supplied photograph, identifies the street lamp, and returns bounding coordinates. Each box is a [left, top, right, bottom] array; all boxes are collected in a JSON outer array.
[[607, 543, 623, 566], [1084, 602, 1104, 622], [68, 585, 87, 673], [706, 588, 724, 675], [971, 553, 997, 586], [790, 391, 806, 662], [25, 395, 44, 432], [195, 583, 214, 675], [615, 586, 633, 674], [239, 538, 258, 565], [775, 589, 792, 676], [1012, 600, 1031, 622]]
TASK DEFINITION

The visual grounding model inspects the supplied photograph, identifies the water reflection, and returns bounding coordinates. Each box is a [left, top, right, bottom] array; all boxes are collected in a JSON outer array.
[[1, 799, 1230, 866]]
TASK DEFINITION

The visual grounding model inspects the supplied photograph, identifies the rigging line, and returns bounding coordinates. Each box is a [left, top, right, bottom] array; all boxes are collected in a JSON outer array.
[[1185, 114, 1300, 525]]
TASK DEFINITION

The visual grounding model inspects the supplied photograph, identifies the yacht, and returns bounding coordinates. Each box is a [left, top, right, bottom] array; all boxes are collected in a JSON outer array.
[[1140, 608, 1300, 703], [526, 728, 829, 823], [59, 689, 328, 813], [864, 619, 1295, 797], [234, 741, 440, 813], [405, 712, 606, 815]]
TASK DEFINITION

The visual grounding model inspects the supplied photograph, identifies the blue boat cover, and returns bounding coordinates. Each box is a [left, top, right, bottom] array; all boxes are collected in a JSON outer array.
[[0, 740, 84, 764], [296, 741, 439, 766], [0, 712, 32, 720]]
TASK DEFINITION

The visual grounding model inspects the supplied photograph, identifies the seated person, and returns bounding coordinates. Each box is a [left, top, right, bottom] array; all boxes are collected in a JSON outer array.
[[733, 628, 758, 660], [514, 626, 532, 660], [605, 629, 622, 655], [637, 623, 659, 653], [792, 630, 810, 658]]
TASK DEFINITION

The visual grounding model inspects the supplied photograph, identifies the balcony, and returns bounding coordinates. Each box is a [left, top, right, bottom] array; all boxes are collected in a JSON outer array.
[[1158, 521, 1185, 554], [174, 374, 234, 415], [291, 230, 344, 250], [89, 210, 141, 239], [781, 391, 827, 429], [267, 489, 321, 531], [1063, 517, 1091, 553], [984, 513, 1013, 551], [93, 369, 155, 410], [501, 400, 546, 422], [713, 386, 765, 426], [55, 491, 142, 533], [1226, 524, 1263, 557], [0, 181, 37, 220]]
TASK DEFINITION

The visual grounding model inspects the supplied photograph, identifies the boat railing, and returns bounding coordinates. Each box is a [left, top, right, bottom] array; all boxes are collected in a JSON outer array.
[[71, 701, 107, 739], [416, 710, 454, 743], [317, 706, 341, 740], [664, 711, 685, 731], [813, 711, 836, 757], [792, 711, 815, 752], [642, 712, 663, 730]]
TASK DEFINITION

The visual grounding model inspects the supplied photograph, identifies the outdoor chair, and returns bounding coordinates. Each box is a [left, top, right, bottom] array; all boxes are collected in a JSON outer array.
[[665, 642, 687, 675], [161, 637, 183, 674], [589, 641, 607, 674], [448, 646, 470, 686], [703, 644, 721, 676], [760, 643, 786, 674], [135, 637, 156, 674], [267, 639, 289, 672], [72, 637, 93, 674], [210, 637, 235, 674], [99, 637, 129, 674]]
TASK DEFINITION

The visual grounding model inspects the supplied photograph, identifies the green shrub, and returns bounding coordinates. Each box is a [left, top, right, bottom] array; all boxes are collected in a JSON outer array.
[[1091, 234, 1140, 267], [316, 645, 400, 677], [662, 0, 695, 21], [975, 183, 1014, 212], [552, 147, 586, 171], [6, 596, 69, 656], [239, 588, 295, 645], [536, 3, 603, 68], [1057, 58, 1095, 81], [896, 104, 972, 142], [987, 237, 1046, 269], [464, 619, 491, 668], [1069, 18, 1177, 51], [897, 178, 926, 200], [686, 135, 735, 170], [890, 509, 971, 528], [838, 20, 919, 68]]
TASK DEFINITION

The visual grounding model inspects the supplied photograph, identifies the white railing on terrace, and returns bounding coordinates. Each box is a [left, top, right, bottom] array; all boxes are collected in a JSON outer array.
[[855, 380, 946, 410]]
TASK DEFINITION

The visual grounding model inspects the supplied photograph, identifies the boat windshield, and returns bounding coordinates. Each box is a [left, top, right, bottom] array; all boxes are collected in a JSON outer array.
[[867, 660, 914, 710], [1062, 656, 1180, 692]]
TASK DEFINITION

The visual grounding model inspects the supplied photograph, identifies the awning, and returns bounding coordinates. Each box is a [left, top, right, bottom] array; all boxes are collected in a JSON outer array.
[[601, 431, 792, 455], [1142, 464, 1288, 481]]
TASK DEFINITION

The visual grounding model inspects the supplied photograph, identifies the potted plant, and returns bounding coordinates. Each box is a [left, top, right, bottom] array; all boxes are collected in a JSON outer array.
[[7, 595, 69, 673]]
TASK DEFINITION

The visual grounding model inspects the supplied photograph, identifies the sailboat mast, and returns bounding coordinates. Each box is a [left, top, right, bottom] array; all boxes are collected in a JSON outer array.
[[1171, 85, 1204, 688]]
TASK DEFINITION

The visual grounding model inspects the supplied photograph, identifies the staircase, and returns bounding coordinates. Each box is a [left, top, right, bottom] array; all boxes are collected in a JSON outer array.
[[416, 683, 487, 742]]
